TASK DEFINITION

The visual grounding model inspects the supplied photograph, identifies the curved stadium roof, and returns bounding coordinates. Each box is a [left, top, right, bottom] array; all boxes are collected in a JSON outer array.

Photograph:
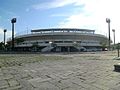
[[31, 28, 95, 34]]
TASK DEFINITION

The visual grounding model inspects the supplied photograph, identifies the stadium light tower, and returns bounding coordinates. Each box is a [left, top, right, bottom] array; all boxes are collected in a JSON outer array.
[[11, 18, 16, 51], [106, 18, 111, 51], [112, 29, 115, 49], [3, 29, 7, 45]]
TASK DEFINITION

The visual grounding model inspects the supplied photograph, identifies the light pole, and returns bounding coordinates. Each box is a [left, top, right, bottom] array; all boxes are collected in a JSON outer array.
[[106, 18, 111, 51], [11, 18, 16, 51], [3, 29, 7, 45], [117, 43, 120, 57], [112, 29, 115, 50]]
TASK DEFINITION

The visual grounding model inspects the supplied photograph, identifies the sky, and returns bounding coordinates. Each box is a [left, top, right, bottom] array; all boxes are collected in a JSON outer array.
[[0, 0, 120, 43]]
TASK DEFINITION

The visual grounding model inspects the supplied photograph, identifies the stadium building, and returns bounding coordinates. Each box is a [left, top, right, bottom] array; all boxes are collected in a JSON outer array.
[[7, 28, 108, 52]]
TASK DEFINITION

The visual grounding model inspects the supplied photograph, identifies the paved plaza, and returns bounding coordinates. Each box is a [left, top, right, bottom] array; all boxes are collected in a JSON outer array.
[[0, 51, 120, 90]]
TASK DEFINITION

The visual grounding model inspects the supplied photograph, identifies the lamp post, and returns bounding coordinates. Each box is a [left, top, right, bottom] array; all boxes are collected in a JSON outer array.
[[112, 29, 115, 50], [3, 29, 7, 45], [117, 43, 120, 57], [106, 18, 111, 51], [11, 18, 16, 51]]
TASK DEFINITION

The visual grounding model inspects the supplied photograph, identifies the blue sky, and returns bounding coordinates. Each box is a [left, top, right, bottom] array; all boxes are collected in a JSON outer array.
[[0, 0, 120, 43]]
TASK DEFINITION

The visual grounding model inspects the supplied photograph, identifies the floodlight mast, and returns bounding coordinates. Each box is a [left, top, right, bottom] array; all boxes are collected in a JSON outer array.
[[4, 29, 7, 45], [11, 18, 16, 51], [106, 18, 111, 51], [112, 29, 115, 50]]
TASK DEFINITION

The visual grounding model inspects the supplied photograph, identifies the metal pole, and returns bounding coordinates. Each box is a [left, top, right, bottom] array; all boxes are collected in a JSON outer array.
[[11, 18, 16, 51], [4, 29, 7, 45], [117, 43, 120, 57], [118, 49, 119, 57], [118, 43, 120, 57], [12, 23, 14, 51], [112, 29, 115, 50], [106, 18, 111, 51], [4, 31, 5, 45], [108, 22, 110, 50], [114, 30, 115, 47]]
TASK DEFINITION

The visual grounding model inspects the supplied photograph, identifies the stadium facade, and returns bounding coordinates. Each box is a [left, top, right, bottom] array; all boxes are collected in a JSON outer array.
[[7, 28, 108, 52]]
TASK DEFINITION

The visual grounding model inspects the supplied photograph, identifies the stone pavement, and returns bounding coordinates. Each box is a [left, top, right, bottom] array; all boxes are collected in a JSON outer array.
[[0, 51, 120, 90]]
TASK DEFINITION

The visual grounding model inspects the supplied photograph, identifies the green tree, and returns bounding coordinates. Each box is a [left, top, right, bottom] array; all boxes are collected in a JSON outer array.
[[100, 41, 107, 50], [0, 42, 5, 51]]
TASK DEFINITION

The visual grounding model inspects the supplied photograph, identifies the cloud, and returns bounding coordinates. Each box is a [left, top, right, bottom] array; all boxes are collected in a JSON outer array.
[[56, 0, 120, 43], [32, 0, 83, 10], [50, 13, 70, 17], [0, 28, 4, 42], [0, 28, 3, 34], [0, 28, 12, 42]]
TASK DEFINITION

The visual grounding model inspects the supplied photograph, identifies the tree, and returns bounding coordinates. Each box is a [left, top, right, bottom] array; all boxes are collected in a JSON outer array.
[[100, 41, 107, 51], [0, 42, 5, 51], [5, 43, 11, 51]]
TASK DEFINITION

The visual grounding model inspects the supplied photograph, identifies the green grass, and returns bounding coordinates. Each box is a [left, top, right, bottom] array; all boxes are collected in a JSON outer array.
[[0, 54, 68, 68]]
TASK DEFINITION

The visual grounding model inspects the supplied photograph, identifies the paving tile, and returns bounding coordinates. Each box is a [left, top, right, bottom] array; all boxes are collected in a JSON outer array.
[[37, 82, 59, 90], [8, 79, 20, 87], [0, 52, 119, 90], [3, 85, 22, 90], [28, 77, 51, 88], [2, 74, 14, 80], [0, 80, 9, 89]]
